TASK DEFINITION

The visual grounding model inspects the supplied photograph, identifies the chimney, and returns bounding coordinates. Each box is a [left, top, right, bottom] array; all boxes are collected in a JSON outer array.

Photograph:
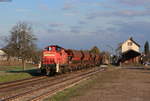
[[129, 37, 133, 40]]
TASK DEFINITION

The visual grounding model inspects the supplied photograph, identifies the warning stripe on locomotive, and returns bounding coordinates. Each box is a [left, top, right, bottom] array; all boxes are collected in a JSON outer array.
[[44, 54, 55, 56]]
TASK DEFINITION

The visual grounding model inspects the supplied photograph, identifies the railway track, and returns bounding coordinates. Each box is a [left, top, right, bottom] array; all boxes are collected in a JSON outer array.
[[0, 70, 87, 93], [0, 73, 74, 99], [30, 68, 105, 101], [0, 67, 105, 101]]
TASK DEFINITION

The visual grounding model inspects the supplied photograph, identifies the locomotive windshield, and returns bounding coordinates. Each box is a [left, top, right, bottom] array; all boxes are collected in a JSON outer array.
[[45, 47, 52, 51], [56, 47, 61, 51], [45, 45, 62, 51], [48, 47, 52, 51]]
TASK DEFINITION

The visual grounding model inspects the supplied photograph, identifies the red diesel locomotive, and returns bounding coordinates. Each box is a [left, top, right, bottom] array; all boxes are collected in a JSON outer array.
[[40, 45, 102, 75]]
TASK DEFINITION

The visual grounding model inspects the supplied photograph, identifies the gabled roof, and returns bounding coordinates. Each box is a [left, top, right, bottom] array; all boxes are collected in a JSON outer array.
[[128, 37, 140, 47], [0, 50, 6, 56], [119, 37, 140, 48]]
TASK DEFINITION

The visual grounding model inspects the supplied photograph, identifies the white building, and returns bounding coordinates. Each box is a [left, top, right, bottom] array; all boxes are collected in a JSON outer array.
[[118, 37, 140, 54], [117, 37, 141, 65]]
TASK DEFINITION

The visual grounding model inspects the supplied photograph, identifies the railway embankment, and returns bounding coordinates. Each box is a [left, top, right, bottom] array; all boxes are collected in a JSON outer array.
[[46, 66, 150, 101]]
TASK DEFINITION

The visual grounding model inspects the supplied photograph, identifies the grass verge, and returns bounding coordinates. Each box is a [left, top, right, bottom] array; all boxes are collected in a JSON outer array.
[[0, 64, 40, 83], [0, 72, 32, 83], [0, 63, 36, 71], [44, 78, 94, 101]]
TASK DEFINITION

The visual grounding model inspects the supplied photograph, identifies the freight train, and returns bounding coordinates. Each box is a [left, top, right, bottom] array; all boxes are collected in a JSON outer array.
[[40, 45, 102, 76]]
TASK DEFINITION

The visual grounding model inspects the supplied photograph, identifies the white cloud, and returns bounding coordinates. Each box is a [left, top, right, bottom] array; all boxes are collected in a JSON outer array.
[[39, 3, 50, 11], [86, 9, 150, 20], [62, 3, 75, 10], [49, 23, 64, 27], [114, 0, 150, 6], [16, 8, 30, 13]]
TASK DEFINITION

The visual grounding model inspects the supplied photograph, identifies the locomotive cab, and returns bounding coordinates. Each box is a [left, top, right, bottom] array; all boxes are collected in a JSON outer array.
[[41, 45, 68, 75]]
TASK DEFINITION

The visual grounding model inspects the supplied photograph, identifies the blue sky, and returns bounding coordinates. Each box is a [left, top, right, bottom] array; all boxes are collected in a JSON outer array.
[[0, 0, 150, 52]]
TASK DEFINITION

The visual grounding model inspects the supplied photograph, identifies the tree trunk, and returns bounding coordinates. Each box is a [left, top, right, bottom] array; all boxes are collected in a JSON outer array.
[[22, 59, 26, 70], [7, 55, 10, 61]]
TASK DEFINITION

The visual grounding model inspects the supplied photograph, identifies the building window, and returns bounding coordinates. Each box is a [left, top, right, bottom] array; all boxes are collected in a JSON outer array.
[[128, 42, 132, 46]]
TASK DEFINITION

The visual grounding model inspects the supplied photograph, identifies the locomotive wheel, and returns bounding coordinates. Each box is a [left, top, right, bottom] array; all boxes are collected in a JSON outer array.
[[50, 68, 56, 76], [46, 68, 51, 76], [41, 69, 46, 75], [53, 68, 56, 75], [45, 66, 57, 76]]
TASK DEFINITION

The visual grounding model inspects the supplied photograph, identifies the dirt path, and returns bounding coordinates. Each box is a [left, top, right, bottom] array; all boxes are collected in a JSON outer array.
[[70, 67, 150, 101]]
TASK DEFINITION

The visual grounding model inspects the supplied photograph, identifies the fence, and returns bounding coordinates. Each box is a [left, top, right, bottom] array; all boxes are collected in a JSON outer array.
[[0, 56, 22, 66]]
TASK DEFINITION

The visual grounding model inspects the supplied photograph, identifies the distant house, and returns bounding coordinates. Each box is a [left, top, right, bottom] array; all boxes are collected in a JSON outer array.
[[0, 49, 7, 60], [117, 37, 141, 65], [0, 50, 23, 65]]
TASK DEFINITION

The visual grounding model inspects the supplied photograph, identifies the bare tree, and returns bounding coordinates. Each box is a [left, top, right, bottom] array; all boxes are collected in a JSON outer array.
[[90, 46, 100, 54], [3, 22, 37, 70]]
